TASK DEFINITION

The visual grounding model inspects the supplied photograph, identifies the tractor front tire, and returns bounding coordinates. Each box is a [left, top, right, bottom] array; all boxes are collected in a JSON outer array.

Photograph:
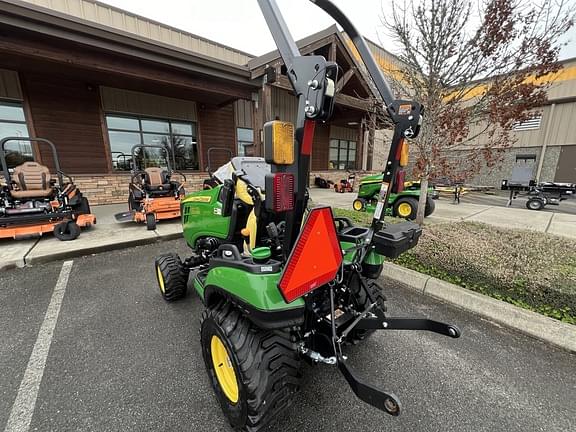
[[352, 198, 366, 212], [54, 220, 81, 241], [393, 196, 418, 219], [201, 301, 301, 432], [155, 253, 187, 301], [146, 213, 156, 230]]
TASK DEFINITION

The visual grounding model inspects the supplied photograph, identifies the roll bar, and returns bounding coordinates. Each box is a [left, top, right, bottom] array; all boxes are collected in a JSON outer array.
[[0, 137, 64, 187], [258, 0, 424, 246]]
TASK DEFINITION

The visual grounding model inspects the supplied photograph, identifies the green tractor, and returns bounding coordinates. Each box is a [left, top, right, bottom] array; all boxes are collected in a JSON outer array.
[[154, 1, 460, 430], [352, 174, 438, 219]]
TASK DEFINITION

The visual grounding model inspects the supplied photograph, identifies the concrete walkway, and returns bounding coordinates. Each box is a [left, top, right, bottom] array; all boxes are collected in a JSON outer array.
[[2, 189, 576, 271], [311, 188, 576, 239], [0, 204, 183, 271]]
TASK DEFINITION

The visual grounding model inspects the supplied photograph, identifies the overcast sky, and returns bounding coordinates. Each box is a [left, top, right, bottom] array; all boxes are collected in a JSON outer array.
[[99, 0, 576, 60]]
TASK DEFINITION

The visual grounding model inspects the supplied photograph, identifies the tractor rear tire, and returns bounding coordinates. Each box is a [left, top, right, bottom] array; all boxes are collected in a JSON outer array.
[[347, 275, 387, 344], [146, 213, 156, 230], [155, 253, 187, 301], [424, 196, 436, 217], [393, 196, 418, 219], [201, 301, 301, 432], [54, 220, 81, 241]]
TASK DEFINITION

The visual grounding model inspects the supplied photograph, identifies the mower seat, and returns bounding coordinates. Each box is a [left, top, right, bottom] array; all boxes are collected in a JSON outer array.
[[10, 162, 54, 199], [143, 167, 173, 194]]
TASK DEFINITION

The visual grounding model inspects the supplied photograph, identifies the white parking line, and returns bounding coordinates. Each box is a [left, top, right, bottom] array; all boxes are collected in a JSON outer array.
[[4, 260, 74, 432]]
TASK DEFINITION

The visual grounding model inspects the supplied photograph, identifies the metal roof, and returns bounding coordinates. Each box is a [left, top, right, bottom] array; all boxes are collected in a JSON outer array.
[[17, 0, 255, 65]]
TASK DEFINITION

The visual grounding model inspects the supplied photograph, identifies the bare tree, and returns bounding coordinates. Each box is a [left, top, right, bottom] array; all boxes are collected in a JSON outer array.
[[377, 0, 574, 224]]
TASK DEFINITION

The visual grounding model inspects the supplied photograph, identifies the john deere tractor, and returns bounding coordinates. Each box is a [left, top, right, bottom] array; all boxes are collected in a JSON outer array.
[[154, 1, 461, 430], [353, 174, 438, 219]]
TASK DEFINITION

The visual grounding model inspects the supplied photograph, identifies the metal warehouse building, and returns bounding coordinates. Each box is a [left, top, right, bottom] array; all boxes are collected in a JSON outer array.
[[0, 0, 387, 204], [467, 58, 576, 187], [0, 0, 574, 206]]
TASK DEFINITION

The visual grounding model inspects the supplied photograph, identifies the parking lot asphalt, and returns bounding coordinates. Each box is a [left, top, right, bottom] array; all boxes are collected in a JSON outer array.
[[1, 240, 575, 432]]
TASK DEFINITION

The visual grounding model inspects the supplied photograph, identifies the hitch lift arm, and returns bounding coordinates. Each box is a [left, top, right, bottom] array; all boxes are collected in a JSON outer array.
[[311, 0, 424, 232]]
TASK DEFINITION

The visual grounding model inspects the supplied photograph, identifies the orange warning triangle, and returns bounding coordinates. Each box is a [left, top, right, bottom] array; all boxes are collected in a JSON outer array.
[[279, 207, 343, 303]]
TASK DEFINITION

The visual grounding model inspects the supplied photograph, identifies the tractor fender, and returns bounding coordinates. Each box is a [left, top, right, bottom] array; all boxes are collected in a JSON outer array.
[[203, 284, 304, 330]]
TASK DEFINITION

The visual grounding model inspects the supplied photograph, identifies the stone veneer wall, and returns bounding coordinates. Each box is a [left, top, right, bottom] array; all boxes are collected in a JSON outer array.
[[74, 173, 208, 205], [75, 171, 381, 205]]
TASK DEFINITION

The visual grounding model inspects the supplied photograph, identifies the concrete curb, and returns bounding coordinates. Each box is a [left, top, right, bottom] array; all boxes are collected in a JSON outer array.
[[22, 232, 181, 266], [382, 262, 576, 353], [0, 262, 19, 272]]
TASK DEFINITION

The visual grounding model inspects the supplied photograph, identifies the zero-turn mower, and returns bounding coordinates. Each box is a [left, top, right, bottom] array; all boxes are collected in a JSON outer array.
[[114, 144, 186, 230], [334, 171, 356, 193], [0, 137, 96, 241], [154, 1, 461, 430]]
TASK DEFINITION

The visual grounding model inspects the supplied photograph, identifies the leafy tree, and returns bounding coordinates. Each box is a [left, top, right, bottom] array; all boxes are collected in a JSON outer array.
[[378, 0, 574, 223]]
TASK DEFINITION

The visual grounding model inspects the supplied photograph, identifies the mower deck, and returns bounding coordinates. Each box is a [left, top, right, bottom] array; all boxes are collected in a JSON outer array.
[[134, 197, 181, 222], [115, 197, 181, 225], [0, 213, 96, 239]]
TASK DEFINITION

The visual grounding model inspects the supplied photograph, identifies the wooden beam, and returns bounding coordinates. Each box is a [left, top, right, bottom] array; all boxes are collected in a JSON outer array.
[[335, 93, 372, 111], [270, 72, 372, 113], [336, 68, 355, 93], [0, 34, 254, 100], [250, 37, 335, 78], [329, 36, 337, 62], [333, 36, 373, 98], [263, 84, 273, 123]]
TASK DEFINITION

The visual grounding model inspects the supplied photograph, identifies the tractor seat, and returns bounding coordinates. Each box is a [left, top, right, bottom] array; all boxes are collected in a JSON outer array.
[[10, 162, 54, 199], [143, 167, 173, 193]]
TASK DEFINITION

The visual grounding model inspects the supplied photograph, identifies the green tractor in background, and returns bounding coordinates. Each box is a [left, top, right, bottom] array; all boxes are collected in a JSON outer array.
[[154, 1, 460, 431], [352, 173, 438, 219]]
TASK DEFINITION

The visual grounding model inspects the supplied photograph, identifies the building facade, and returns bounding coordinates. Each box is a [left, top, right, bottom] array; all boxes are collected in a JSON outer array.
[[1, 0, 574, 207], [0, 0, 385, 204], [458, 58, 576, 187]]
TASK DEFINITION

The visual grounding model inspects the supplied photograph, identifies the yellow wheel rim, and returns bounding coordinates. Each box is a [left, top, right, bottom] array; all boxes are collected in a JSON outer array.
[[353, 200, 364, 211], [397, 202, 413, 217], [157, 266, 165, 293], [211, 335, 239, 403]]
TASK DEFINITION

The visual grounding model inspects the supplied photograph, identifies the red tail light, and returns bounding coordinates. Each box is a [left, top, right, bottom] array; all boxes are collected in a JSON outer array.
[[279, 207, 343, 303], [394, 170, 405, 193], [265, 173, 294, 212]]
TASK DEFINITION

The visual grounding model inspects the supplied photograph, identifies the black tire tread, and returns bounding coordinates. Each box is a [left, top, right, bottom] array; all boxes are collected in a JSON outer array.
[[425, 196, 436, 216], [203, 301, 301, 431], [146, 213, 156, 230], [393, 196, 418, 220], [53, 220, 81, 241], [155, 253, 186, 301]]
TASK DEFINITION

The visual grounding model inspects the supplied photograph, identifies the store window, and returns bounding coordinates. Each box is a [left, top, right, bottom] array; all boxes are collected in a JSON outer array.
[[329, 139, 356, 170], [237, 128, 254, 156], [0, 101, 32, 169], [105, 114, 198, 171]]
